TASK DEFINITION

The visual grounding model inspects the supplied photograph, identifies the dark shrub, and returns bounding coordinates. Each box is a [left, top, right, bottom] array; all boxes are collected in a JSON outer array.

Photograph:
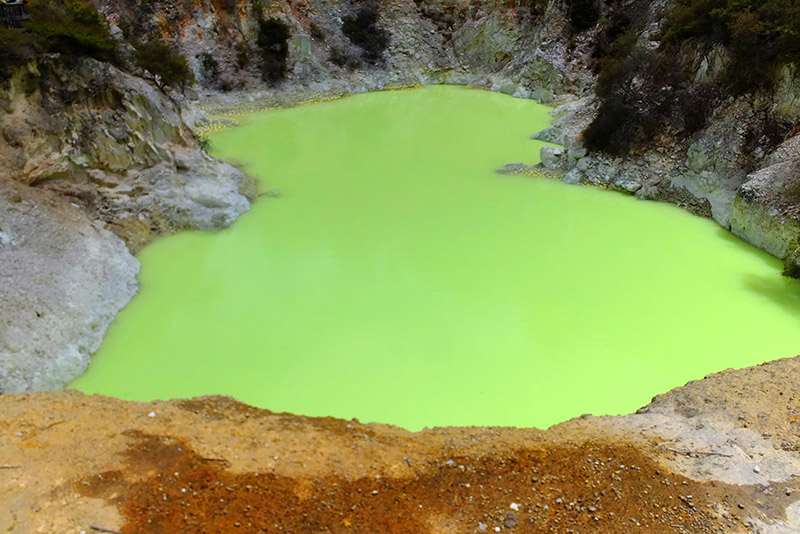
[[199, 51, 219, 84], [309, 22, 326, 42], [677, 83, 719, 134], [662, 0, 800, 93], [0, 26, 37, 80], [134, 39, 194, 89], [341, 6, 389, 64], [518, 0, 550, 18], [27, 0, 116, 62], [256, 17, 290, 84], [565, 0, 600, 31], [234, 40, 250, 68], [582, 94, 642, 155], [217, 0, 238, 16], [329, 46, 358, 69], [661, 0, 726, 43]]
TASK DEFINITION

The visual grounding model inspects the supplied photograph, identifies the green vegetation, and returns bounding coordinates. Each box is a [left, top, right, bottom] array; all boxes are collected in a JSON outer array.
[[0, 0, 116, 82], [583, 0, 800, 155], [0, 26, 37, 79], [27, 0, 116, 61], [1, 0, 197, 93], [583, 10, 696, 155], [662, 0, 800, 93], [256, 17, 290, 84], [134, 39, 194, 90]]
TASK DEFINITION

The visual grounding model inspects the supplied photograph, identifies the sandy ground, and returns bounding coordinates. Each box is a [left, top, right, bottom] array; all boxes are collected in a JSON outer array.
[[3, 356, 800, 533]]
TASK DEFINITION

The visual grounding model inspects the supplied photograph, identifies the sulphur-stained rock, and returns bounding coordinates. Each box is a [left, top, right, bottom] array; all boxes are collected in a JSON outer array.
[[5, 358, 800, 532], [0, 181, 139, 394]]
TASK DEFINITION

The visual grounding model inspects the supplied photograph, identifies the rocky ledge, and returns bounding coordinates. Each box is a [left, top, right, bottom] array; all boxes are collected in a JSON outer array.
[[0, 57, 255, 394], [3, 356, 800, 533]]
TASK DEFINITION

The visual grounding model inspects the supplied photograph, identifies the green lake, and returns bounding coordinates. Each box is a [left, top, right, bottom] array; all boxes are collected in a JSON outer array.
[[70, 85, 800, 430]]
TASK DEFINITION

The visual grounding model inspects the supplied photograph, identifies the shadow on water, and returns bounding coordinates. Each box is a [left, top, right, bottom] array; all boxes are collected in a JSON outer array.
[[714, 227, 785, 270], [742, 273, 800, 322], [710, 229, 800, 321]]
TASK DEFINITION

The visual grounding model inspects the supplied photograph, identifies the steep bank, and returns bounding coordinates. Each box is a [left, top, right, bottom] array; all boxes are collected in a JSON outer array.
[[0, 56, 254, 393], [526, 0, 800, 274], [4, 356, 800, 532]]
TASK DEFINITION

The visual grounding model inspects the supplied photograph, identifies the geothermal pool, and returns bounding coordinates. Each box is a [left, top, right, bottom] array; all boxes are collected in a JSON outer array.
[[70, 86, 800, 430]]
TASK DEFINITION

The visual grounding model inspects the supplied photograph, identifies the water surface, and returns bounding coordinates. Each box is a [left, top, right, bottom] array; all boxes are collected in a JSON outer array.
[[70, 86, 800, 429]]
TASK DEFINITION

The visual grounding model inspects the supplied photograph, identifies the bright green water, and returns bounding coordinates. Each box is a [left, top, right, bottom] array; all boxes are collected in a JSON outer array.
[[70, 86, 800, 430]]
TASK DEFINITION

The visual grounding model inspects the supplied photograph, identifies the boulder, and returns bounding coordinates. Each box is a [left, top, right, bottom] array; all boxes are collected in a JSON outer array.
[[540, 145, 566, 171]]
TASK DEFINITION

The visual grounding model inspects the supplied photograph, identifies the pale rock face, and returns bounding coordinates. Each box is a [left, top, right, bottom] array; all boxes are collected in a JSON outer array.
[[731, 160, 800, 260], [0, 56, 253, 392], [137, 148, 251, 231], [0, 182, 140, 393]]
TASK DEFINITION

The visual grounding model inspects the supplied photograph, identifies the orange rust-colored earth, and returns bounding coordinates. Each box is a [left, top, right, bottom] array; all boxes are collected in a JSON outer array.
[[4, 357, 800, 533]]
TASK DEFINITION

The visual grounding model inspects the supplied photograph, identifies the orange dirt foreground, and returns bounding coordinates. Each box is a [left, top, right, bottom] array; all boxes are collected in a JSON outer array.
[[3, 357, 800, 533]]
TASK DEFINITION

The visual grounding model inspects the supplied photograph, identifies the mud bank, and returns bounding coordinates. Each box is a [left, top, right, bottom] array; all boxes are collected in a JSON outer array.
[[4, 356, 800, 533]]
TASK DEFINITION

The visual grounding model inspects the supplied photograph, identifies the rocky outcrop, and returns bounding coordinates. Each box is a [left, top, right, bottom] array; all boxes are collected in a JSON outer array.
[[0, 56, 254, 392], [0, 180, 139, 394], [4, 356, 800, 532], [729, 136, 800, 264], [517, 1, 800, 275], [731, 163, 800, 261], [0, 57, 254, 249], [90, 0, 586, 103]]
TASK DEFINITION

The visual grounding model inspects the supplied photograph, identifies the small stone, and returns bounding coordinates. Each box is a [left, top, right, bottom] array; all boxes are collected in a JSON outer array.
[[509, 502, 520, 511], [555, 498, 563, 504], [575, 157, 592, 172], [568, 147, 588, 160], [504, 512, 518, 529], [478, 523, 487, 532], [753, 466, 761, 474], [563, 168, 582, 185], [147, 411, 156, 418], [494, 527, 501, 533], [540, 146, 566, 171]]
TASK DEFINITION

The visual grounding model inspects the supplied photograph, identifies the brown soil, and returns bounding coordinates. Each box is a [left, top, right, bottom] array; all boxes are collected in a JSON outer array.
[[4, 357, 800, 533], [81, 429, 795, 534]]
